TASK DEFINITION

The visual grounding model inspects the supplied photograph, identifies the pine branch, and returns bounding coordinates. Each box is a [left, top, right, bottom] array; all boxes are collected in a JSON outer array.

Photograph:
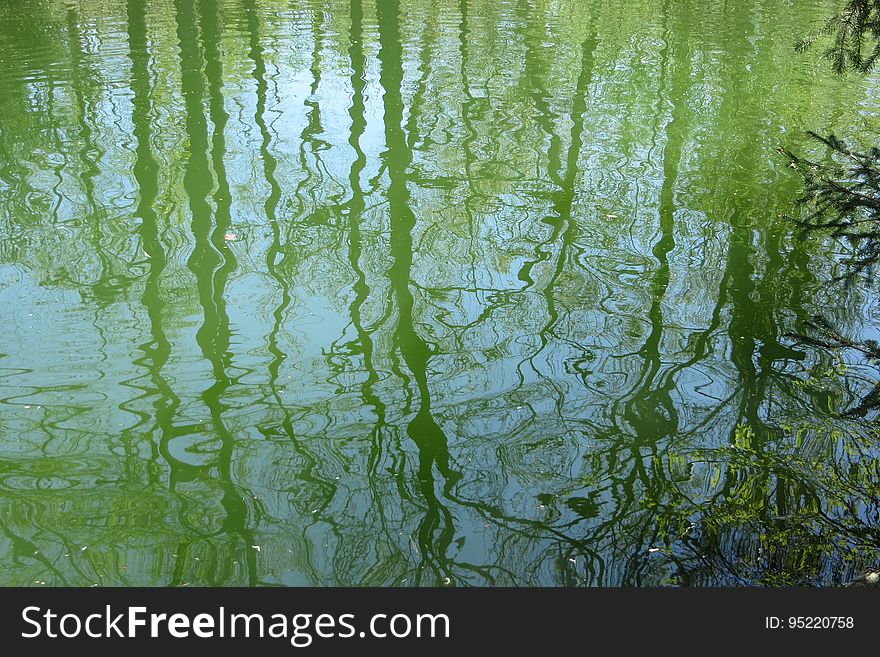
[[797, 0, 880, 74]]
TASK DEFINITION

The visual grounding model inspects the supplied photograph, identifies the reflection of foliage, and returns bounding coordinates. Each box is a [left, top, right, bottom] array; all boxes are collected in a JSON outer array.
[[667, 422, 880, 586], [787, 316, 880, 417]]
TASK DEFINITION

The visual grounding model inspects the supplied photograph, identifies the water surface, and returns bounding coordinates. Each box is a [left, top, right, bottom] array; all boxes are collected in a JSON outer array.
[[0, 0, 878, 586]]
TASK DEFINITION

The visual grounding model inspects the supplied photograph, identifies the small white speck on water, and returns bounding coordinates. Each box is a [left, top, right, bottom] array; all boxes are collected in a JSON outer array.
[[251, 545, 261, 552], [648, 547, 661, 553], [81, 546, 87, 551], [442, 577, 451, 585], [568, 558, 576, 564]]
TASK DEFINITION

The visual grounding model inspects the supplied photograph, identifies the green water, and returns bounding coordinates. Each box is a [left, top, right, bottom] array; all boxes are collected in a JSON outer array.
[[0, 0, 878, 586]]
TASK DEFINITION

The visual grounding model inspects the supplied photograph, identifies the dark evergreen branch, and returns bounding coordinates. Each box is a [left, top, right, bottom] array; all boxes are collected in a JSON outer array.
[[796, 0, 880, 74], [779, 132, 880, 281]]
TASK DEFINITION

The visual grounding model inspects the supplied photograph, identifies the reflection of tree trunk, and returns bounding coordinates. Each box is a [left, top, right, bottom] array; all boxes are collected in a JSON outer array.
[[520, 0, 562, 185], [680, 4, 817, 584], [618, 0, 684, 466], [715, 5, 799, 518], [344, 0, 380, 425], [377, 0, 460, 584], [41, 66, 70, 257], [457, 0, 481, 295], [512, 2, 601, 452], [174, 0, 256, 586], [201, 0, 258, 587], [616, 3, 684, 583], [440, 15, 608, 581], [65, 7, 113, 303], [520, 0, 599, 399], [126, 0, 179, 492], [288, 7, 329, 234], [312, 0, 411, 579], [68, 7, 147, 505], [242, 2, 335, 579], [342, 0, 389, 492], [0, 55, 35, 223], [243, 0, 287, 388]]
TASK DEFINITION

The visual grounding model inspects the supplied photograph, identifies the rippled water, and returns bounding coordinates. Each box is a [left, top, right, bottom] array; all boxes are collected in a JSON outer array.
[[0, 0, 878, 586]]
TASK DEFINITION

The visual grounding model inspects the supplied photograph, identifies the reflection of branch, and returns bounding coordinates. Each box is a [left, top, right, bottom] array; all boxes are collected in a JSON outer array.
[[787, 316, 880, 359], [377, 0, 465, 584], [786, 316, 880, 416], [780, 132, 880, 281]]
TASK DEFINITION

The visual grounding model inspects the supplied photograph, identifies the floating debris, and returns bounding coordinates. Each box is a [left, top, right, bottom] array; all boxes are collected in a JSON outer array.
[[251, 545, 261, 552], [442, 577, 451, 585]]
